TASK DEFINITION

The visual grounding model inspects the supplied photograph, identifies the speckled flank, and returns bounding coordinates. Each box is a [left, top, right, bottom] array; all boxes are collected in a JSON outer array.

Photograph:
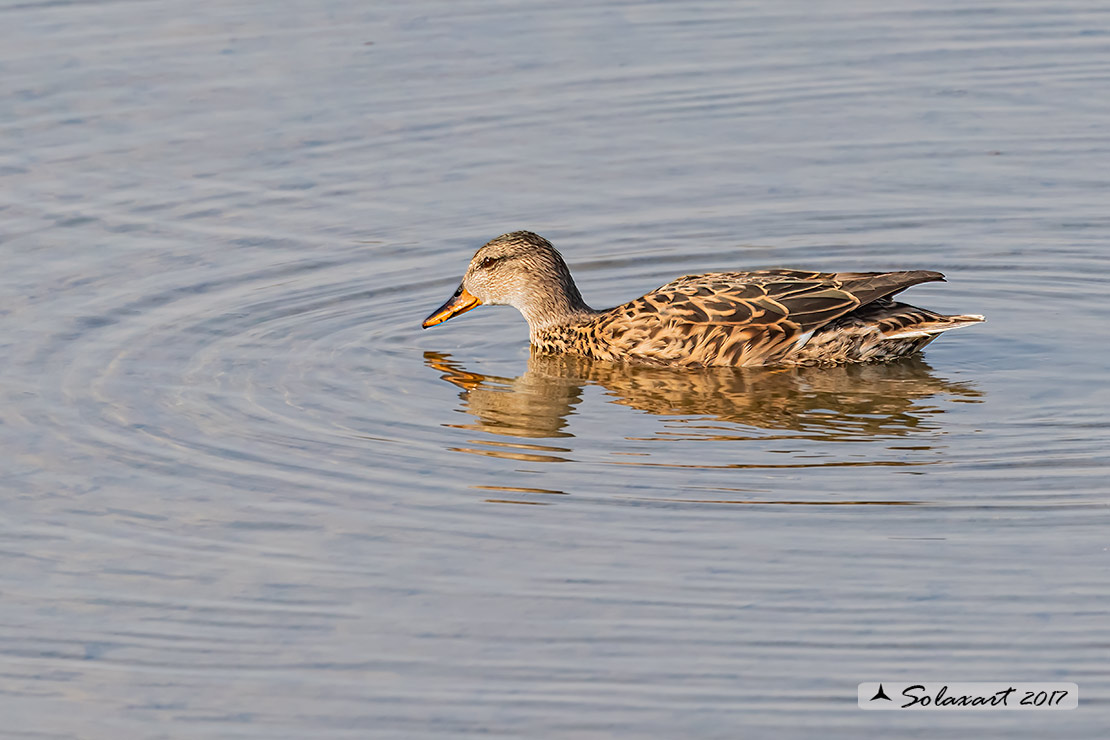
[[424, 231, 984, 367]]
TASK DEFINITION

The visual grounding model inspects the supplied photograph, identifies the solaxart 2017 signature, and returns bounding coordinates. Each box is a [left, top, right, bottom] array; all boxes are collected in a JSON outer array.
[[858, 682, 1078, 710], [900, 684, 1070, 709]]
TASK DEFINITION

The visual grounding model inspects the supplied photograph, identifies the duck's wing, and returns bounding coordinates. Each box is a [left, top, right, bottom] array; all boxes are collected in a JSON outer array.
[[595, 270, 945, 366]]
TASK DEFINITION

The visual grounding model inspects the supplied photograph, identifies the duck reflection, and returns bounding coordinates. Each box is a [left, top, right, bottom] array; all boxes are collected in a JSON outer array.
[[425, 350, 981, 441]]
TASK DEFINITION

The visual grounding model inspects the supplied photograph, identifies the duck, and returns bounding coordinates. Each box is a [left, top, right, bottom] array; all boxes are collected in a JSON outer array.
[[421, 231, 984, 367]]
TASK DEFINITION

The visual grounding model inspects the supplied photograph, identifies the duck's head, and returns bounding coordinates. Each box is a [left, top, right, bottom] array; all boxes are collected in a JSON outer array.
[[422, 231, 589, 332]]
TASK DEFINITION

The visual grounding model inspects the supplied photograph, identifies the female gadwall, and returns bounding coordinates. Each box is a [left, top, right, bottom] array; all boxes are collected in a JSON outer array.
[[422, 231, 983, 367]]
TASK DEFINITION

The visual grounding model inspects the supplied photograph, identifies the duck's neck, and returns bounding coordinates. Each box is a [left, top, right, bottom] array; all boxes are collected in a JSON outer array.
[[515, 279, 597, 344]]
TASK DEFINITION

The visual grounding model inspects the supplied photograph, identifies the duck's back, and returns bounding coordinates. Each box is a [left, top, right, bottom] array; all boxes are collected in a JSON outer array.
[[553, 269, 979, 367]]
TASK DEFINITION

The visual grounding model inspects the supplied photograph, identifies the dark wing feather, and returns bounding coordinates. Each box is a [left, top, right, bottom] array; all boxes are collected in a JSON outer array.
[[829, 270, 945, 306]]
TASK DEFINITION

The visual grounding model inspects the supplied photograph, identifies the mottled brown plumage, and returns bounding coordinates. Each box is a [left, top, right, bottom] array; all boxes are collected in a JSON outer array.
[[422, 231, 984, 367]]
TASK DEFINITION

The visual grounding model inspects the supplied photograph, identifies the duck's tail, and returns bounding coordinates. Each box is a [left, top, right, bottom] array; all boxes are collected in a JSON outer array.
[[789, 302, 984, 364], [881, 313, 985, 340]]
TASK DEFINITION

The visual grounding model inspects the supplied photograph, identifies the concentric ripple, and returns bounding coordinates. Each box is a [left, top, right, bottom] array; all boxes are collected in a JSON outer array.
[[7, 230, 1104, 513]]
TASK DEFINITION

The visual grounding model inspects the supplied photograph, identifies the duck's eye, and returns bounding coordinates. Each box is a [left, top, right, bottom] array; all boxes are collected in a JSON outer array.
[[478, 256, 503, 270]]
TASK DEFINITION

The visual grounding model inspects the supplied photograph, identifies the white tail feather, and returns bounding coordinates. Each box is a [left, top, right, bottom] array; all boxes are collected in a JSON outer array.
[[883, 315, 984, 340]]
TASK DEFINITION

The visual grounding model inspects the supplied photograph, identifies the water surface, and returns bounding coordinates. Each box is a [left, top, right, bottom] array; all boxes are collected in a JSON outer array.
[[2, 0, 1109, 737]]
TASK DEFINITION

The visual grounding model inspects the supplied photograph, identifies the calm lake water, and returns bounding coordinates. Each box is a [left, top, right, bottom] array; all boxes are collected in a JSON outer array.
[[3, 0, 1109, 737]]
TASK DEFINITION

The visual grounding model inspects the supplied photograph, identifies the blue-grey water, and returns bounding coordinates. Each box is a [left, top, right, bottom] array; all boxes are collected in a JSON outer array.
[[2, 0, 1109, 737]]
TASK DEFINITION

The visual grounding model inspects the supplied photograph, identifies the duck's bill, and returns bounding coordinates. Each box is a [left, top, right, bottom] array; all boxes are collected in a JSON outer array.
[[422, 285, 482, 328]]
